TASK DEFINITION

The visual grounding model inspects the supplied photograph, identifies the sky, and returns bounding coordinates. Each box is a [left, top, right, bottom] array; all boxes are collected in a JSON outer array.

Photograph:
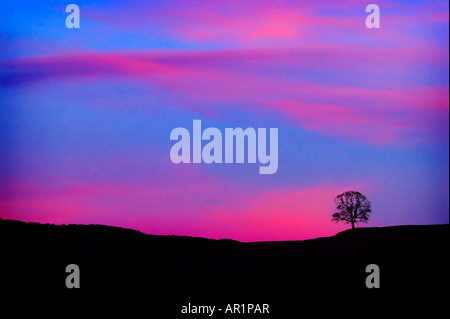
[[0, 0, 448, 241]]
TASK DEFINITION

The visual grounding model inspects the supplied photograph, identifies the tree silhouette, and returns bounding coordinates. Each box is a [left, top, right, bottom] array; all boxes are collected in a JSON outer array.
[[332, 191, 371, 229]]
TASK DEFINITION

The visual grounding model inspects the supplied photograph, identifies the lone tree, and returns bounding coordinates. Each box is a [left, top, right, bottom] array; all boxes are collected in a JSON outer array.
[[332, 191, 371, 229]]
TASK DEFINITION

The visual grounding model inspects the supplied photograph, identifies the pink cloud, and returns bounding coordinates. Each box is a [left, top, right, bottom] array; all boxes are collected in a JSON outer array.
[[83, 0, 449, 48], [266, 100, 441, 144]]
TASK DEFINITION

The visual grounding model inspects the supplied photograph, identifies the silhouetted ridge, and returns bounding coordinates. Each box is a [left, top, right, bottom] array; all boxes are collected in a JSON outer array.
[[0, 218, 448, 300], [334, 224, 448, 240], [0, 218, 240, 246]]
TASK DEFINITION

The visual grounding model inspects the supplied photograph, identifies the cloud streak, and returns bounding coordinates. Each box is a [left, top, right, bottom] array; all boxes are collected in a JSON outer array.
[[2, 47, 448, 145]]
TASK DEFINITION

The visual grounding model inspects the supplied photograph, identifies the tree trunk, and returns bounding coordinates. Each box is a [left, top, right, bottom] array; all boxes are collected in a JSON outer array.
[[351, 222, 355, 229]]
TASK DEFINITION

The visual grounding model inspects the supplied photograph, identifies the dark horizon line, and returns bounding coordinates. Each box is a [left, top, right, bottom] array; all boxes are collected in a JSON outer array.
[[1, 217, 448, 244]]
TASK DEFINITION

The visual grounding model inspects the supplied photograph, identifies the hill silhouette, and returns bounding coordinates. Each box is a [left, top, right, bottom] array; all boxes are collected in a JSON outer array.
[[0, 219, 447, 313]]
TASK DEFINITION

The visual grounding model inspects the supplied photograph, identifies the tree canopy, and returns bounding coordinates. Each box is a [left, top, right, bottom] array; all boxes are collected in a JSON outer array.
[[332, 191, 372, 229]]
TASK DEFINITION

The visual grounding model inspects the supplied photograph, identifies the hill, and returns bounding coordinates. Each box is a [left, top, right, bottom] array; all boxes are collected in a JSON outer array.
[[0, 219, 448, 312]]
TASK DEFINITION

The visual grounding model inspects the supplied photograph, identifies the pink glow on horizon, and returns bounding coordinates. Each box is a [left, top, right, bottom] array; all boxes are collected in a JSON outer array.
[[0, 175, 363, 242]]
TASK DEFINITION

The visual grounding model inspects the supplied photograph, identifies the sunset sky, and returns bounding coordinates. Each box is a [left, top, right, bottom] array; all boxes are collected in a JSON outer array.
[[1, 0, 448, 241]]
